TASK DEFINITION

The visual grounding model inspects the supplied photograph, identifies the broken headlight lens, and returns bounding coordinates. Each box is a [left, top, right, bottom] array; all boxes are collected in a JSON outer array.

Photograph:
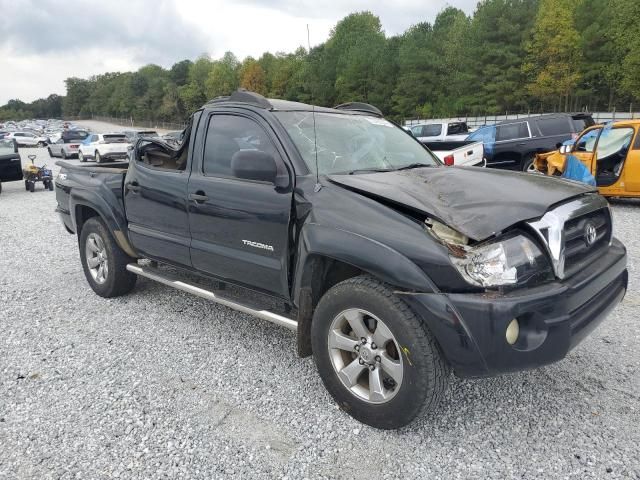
[[450, 232, 553, 288]]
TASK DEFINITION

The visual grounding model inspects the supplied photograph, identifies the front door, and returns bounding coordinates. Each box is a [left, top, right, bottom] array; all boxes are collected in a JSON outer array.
[[571, 126, 601, 172], [187, 112, 293, 297]]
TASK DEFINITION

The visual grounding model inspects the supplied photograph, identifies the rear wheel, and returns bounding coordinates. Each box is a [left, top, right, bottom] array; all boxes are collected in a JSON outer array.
[[61, 149, 67, 159], [48, 180, 54, 191], [28, 181, 35, 193], [47, 147, 53, 157], [78, 151, 85, 162], [37, 141, 47, 147], [522, 154, 536, 173], [311, 276, 449, 429], [95, 151, 102, 164], [79, 217, 137, 297]]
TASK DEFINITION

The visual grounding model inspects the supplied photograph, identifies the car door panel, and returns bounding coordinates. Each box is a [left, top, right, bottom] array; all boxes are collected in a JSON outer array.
[[187, 112, 293, 297], [124, 114, 198, 266]]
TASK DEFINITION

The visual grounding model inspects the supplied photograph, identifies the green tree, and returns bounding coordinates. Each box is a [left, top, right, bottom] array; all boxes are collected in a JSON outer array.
[[205, 52, 239, 98], [523, 0, 582, 111]]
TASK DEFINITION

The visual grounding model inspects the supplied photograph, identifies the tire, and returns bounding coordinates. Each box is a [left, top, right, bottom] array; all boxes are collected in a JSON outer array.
[[47, 147, 53, 157], [25, 180, 29, 191], [78, 151, 86, 162], [78, 217, 137, 298], [95, 151, 102, 164], [522, 154, 536, 173], [311, 276, 449, 429], [0, 181, 2, 195], [28, 181, 35, 193], [37, 141, 46, 147], [48, 180, 54, 191], [61, 149, 67, 159]]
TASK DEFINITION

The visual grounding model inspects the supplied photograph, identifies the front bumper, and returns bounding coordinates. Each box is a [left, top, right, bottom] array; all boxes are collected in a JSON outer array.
[[400, 238, 627, 378]]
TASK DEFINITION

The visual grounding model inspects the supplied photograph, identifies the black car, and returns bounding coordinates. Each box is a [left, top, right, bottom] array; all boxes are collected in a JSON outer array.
[[0, 138, 22, 194], [54, 91, 626, 429], [467, 113, 595, 171]]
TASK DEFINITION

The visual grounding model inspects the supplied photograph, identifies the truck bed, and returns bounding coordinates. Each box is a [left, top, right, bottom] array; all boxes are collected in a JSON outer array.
[[55, 160, 129, 235]]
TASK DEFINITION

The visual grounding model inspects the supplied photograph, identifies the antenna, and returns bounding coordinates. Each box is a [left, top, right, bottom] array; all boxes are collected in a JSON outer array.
[[307, 24, 321, 188]]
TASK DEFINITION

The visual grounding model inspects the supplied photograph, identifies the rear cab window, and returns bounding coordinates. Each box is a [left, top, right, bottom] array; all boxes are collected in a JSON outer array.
[[495, 122, 530, 141]]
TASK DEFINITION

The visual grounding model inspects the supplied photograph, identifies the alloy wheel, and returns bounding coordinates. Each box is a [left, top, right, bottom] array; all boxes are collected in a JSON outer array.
[[85, 233, 109, 284], [327, 308, 403, 404]]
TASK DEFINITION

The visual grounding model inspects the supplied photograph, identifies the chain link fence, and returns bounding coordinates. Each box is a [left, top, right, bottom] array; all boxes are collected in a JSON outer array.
[[404, 111, 640, 129], [64, 115, 187, 131]]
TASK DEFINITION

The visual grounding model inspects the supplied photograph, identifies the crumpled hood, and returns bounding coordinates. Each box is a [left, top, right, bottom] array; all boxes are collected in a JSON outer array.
[[328, 166, 596, 241]]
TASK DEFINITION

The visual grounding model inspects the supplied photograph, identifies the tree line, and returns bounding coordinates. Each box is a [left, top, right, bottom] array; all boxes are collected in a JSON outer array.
[[2, 0, 640, 123]]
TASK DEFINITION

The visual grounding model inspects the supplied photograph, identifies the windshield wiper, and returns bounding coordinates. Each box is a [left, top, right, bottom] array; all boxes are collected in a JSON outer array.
[[395, 163, 435, 171], [346, 168, 394, 175]]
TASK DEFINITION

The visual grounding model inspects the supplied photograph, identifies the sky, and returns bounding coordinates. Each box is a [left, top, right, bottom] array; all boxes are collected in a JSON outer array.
[[0, 0, 477, 105]]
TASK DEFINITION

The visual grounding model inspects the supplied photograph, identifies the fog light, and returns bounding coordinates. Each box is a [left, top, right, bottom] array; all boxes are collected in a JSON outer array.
[[505, 319, 520, 345]]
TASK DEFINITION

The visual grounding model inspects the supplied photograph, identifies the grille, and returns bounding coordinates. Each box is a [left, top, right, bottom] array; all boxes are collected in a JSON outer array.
[[562, 208, 611, 277], [527, 194, 611, 280]]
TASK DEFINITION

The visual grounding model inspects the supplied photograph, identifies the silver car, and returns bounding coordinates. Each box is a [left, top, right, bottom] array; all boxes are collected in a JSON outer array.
[[48, 130, 90, 159]]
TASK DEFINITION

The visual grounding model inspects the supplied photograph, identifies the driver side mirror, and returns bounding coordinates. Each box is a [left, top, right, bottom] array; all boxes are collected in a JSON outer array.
[[231, 150, 283, 185], [559, 144, 572, 154]]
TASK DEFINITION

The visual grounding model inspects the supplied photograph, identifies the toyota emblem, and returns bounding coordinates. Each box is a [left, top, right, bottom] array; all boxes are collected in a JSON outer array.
[[584, 222, 597, 246]]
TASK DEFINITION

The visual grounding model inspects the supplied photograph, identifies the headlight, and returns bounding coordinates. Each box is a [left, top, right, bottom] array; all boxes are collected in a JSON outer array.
[[449, 232, 553, 288]]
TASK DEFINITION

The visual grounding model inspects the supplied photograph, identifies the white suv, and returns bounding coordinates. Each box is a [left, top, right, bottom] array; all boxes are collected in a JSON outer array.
[[5, 131, 50, 147], [78, 133, 131, 163]]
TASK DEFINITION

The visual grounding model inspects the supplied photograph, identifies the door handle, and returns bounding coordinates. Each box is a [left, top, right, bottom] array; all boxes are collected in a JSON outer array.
[[466, 150, 474, 155], [126, 182, 140, 193], [188, 192, 209, 203]]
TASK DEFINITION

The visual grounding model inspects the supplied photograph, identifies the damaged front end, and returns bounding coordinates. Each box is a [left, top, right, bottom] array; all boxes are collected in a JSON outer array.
[[425, 218, 554, 290]]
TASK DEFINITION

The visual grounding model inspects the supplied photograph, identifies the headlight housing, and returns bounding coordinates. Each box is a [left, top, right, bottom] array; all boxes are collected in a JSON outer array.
[[449, 231, 553, 288]]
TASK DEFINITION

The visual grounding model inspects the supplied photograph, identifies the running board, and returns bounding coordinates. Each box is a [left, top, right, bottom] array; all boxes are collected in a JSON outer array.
[[126, 264, 298, 331]]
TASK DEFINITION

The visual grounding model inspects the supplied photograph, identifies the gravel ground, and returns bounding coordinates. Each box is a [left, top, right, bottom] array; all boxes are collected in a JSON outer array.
[[1, 147, 639, 479]]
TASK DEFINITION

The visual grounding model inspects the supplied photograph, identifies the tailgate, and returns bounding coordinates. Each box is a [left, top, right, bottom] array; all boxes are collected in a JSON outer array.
[[450, 141, 484, 167]]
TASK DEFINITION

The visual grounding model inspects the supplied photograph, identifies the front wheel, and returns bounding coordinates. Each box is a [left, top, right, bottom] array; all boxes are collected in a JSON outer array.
[[61, 149, 67, 159], [28, 181, 35, 193], [311, 276, 449, 429], [78, 151, 86, 162], [95, 151, 102, 163], [79, 217, 137, 298]]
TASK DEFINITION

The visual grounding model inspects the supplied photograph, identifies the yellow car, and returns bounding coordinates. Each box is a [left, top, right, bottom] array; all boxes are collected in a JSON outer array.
[[534, 120, 640, 198]]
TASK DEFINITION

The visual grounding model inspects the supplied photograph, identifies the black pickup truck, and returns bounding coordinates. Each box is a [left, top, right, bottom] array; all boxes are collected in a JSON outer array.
[[54, 90, 627, 429]]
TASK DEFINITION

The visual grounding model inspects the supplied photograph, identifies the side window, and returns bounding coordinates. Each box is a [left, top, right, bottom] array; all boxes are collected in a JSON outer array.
[[537, 117, 572, 136], [421, 124, 442, 137], [203, 115, 280, 178], [496, 122, 529, 141], [595, 127, 634, 159], [575, 128, 601, 153], [91, 135, 99, 142], [410, 125, 423, 136], [14, 133, 23, 137]]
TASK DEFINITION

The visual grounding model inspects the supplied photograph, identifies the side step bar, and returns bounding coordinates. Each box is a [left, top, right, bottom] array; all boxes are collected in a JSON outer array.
[[126, 264, 298, 331]]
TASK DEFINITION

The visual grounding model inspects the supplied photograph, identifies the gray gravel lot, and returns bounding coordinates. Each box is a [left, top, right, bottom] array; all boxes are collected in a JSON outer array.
[[1, 147, 639, 479]]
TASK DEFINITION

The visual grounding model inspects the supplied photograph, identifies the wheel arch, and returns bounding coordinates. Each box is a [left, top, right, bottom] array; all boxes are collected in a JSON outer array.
[[70, 192, 137, 258], [292, 224, 437, 357]]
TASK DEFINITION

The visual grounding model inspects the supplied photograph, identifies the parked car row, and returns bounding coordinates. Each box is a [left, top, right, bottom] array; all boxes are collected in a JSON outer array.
[[407, 113, 595, 171]]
